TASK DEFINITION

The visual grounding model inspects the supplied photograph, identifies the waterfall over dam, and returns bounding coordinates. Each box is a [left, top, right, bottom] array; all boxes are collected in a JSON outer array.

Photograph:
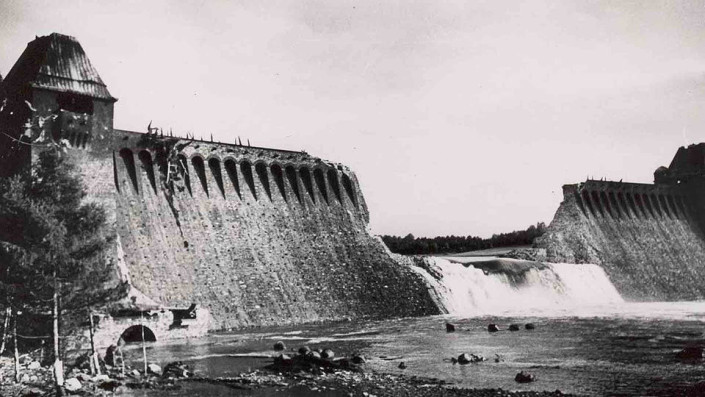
[[411, 257, 623, 317]]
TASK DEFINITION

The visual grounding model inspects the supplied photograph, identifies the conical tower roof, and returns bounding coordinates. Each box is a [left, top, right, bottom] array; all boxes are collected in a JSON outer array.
[[3, 33, 115, 101]]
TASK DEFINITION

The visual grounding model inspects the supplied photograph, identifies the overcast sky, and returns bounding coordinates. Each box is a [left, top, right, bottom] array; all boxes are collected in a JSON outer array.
[[1, 0, 704, 238]]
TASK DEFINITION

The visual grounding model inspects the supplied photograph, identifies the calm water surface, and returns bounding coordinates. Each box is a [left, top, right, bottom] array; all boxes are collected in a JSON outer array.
[[122, 302, 705, 396]]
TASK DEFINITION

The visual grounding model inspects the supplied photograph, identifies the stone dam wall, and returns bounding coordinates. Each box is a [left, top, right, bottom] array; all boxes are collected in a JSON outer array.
[[71, 130, 440, 347], [536, 180, 705, 301]]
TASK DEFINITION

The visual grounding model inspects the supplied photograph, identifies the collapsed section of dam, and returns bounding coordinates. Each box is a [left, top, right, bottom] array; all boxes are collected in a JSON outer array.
[[0, 33, 441, 349], [536, 144, 705, 301]]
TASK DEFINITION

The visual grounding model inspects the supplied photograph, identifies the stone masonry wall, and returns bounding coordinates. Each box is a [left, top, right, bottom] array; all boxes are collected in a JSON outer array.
[[71, 131, 440, 344], [536, 181, 705, 301]]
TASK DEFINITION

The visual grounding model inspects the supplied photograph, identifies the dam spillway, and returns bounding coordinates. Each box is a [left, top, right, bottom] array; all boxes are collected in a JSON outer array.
[[411, 257, 623, 317]]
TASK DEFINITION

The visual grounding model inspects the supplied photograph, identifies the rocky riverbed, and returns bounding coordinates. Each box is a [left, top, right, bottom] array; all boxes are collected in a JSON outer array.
[[0, 352, 579, 397]]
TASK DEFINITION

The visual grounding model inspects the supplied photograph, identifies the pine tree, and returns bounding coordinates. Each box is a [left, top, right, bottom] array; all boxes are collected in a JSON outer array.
[[0, 148, 113, 393]]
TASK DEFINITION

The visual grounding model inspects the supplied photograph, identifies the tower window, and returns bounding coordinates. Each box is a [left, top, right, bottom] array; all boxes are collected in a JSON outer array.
[[57, 93, 94, 114]]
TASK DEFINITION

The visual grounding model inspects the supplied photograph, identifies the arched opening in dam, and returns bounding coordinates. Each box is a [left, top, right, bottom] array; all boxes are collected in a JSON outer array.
[[118, 325, 156, 345], [314, 168, 328, 205], [327, 168, 342, 204], [240, 161, 257, 200], [191, 156, 209, 196], [255, 162, 272, 201], [119, 148, 139, 194], [208, 158, 225, 198], [224, 159, 241, 199], [342, 173, 357, 207], [299, 167, 315, 203], [285, 165, 302, 204], [138, 150, 157, 194], [271, 164, 287, 202]]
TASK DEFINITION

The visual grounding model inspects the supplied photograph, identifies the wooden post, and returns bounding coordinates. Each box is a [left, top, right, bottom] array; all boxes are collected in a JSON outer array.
[[52, 266, 64, 394], [141, 312, 147, 374], [0, 306, 10, 355], [88, 310, 100, 375], [12, 310, 20, 383]]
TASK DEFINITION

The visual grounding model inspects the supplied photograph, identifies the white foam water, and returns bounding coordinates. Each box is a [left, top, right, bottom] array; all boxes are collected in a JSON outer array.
[[412, 257, 624, 317]]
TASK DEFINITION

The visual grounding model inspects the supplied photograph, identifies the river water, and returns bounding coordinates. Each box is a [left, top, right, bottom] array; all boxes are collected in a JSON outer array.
[[121, 259, 705, 396]]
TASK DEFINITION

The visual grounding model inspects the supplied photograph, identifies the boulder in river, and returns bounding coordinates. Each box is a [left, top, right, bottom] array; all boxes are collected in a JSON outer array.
[[509, 324, 520, 331], [446, 322, 456, 332], [298, 346, 311, 356], [458, 353, 486, 364], [162, 361, 193, 378], [64, 378, 82, 392], [273, 341, 286, 351], [525, 323, 536, 330], [515, 371, 536, 383], [398, 361, 407, 369], [352, 355, 366, 364], [321, 349, 335, 359], [488, 324, 500, 332], [147, 363, 162, 376], [676, 346, 704, 361]]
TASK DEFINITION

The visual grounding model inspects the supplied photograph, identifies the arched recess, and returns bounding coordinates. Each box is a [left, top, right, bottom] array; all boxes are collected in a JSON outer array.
[[641, 194, 655, 218], [590, 191, 604, 217], [224, 159, 241, 199], [241, 161, 257, 200], [625, 193, 639, 219], [581, 190, 595, 217], [113, 152, 120, 193], [177, 154, 192, 195], [341, 174, 357, 207], [270, 164, 287, 202], [118, 325, 156, 345], [285, 165, 302, 204], [191, 156, 208, 196], [599, 191, 613, 218], [314, 168, 328, 205], [574, 191, 586, 216], [607, 191, 621, 219], [155, 151, 168, 183], [255, 162, 272, 201], [658, 195, 672, 219], [613, 192, 626, 218], [667, 195, 681, 219], [649, 194, 662, 217], [634, 194, 649, 218], [138, 150, 157, 194], [676, 195, 688, 219], [119, 148, 139, 194], [327, 169, 343, 204], [208, 158, 225, 198], [299, 167, 315, 203]]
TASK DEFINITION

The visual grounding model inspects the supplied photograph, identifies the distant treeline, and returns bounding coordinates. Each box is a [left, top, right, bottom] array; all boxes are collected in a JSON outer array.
[[380, 222, 547, 255]]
